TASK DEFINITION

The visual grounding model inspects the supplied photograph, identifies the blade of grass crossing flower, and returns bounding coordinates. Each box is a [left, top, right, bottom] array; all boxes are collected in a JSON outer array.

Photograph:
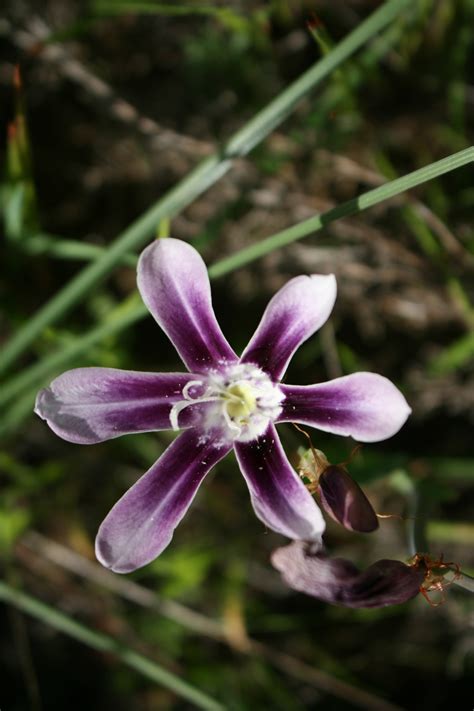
[[0, 146, 472, 428], [22, 233, 137, 267], [208, 146, 474, 278], [0, 0, 413, 378], [0, 580, 224, 711], [0, 296, 146, 412], [374, 152, 442, 258]]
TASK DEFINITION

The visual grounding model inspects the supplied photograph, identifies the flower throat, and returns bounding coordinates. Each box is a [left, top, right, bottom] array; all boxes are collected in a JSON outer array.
[[169, 363, 284, 442]]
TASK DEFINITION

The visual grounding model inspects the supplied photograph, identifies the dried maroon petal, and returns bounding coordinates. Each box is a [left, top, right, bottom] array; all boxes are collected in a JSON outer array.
[[318, 465, 379, 532], [271, 541, 424, 608]]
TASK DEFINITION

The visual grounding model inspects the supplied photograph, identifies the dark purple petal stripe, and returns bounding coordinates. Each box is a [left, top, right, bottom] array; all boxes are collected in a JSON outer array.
[[34, 368, 202, 444], [272, 541, 424, 608], [137, 239, 238, 373], [96, 428, 232, 573], [278, 372, 412, 443], [241, 274, 336, 380], [234, 424, 325, 541]]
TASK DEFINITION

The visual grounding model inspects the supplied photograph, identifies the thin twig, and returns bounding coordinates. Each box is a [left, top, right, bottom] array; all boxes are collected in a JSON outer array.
[[20, 532, 224, 640]]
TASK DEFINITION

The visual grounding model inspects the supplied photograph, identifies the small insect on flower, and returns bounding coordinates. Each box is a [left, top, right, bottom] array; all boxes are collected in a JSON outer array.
[[410, 553, 461, 607], [294, 424, 378, 533]]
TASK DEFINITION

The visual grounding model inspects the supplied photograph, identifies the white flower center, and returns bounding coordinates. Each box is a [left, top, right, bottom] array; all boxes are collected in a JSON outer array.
[[170, 363, 284, 443]]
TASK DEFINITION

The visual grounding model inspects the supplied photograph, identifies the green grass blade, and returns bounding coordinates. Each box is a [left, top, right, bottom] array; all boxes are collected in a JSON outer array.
[[22, 234, 137, 267], [0, 0, 413, 378], [93, 1, 237, 17], [225, 0, 412, 158], [0, 145, 472, 425], [0, 580, 224, 711], [208, 146, 474, 277], [0, 303, 147, 413], [4, 68, 39, 241], [428, 331, 474, 375]]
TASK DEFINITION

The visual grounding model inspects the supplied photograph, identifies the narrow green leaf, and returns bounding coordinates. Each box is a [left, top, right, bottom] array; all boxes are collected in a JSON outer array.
[[428, 332, 474, 375], [0, 580, 224, 711], [93, 0, 236, 18], [0, 298, 146, 412], [0, 145, 472, 422], [0, 0, 413, 378], [22, 234, 137, 267], [3, 68, 39, 240], [208, 146, 474, 278]]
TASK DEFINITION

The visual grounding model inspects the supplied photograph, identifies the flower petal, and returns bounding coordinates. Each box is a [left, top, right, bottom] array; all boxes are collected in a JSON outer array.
[[271, 542, 424, 608], [35, 368, 203, 444], [318, 465, 379, 533], [234, 424, 325, 541], [137, 239, 237, 372], [96, 428, 231, 572], [241, 274, 337, 380], [278, 372, 411, 442]]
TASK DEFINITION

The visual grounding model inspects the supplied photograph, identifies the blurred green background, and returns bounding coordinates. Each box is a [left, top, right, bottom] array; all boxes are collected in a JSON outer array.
[[1, 1, 473, 709]]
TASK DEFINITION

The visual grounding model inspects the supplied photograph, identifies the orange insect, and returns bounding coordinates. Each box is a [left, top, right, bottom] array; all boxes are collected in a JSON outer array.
[[410, 553, 461, 607]]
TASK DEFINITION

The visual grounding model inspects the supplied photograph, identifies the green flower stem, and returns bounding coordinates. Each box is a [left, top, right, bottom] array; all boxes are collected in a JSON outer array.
[[208, 146, 474, 278], [0, 580, 224, 711], [0, 0, 412, 378], [21, 233, 137, 267], [0, 145, 472, 422]]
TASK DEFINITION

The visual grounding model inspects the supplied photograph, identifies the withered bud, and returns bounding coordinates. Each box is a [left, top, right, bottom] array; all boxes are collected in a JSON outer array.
[[271, 541, 424, 608]]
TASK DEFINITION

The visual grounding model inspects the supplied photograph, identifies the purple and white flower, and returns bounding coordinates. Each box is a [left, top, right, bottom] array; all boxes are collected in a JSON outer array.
[[35, 238, 411, 573]]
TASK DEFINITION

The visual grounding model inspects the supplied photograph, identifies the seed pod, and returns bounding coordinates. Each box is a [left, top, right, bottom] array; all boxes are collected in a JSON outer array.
[[318, 464, 379, 533]]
